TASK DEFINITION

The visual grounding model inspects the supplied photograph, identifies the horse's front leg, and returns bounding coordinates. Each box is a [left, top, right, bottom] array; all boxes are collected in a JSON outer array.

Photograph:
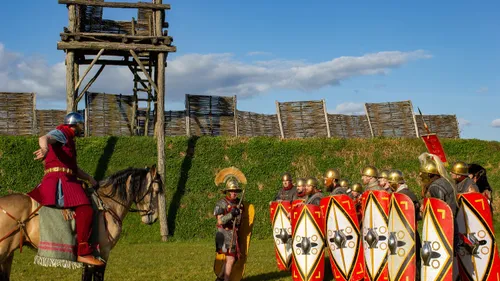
[[0, 253, 14, 281], [81, 265, 94, 281], [93, 265, 106, 281]]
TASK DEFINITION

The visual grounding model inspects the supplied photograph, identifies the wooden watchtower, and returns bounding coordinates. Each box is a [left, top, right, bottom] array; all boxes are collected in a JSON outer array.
[[57, 0, 176, 241]]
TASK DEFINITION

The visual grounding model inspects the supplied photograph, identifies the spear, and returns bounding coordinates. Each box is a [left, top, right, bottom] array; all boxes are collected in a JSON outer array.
[[418, 107, 432, 137]]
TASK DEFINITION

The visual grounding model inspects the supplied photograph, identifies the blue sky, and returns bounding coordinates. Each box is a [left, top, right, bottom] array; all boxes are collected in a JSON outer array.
[[0, 0, 499, 140]]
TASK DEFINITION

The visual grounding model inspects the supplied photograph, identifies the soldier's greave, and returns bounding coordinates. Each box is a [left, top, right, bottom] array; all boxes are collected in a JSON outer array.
[[74, 204, 94, 256]]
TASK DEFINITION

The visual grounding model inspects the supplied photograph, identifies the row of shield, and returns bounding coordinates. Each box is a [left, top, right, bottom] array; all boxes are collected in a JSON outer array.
[[269, 191, 500, 281]]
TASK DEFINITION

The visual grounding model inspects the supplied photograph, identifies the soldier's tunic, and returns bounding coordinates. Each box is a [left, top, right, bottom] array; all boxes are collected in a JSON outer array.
[[456, 177, 479, 194], [305, 191, 323, 206], [275, 185, 298, 202], [426, 177, 457, 215], [330, 187, 348, 196], [214, 197, 243, 257], [365, 180, 382, 191]]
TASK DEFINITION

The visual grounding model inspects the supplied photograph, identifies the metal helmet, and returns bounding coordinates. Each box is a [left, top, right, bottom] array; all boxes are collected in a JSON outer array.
[[339, 179, 349, 188], [324, 168, 340, 180], [378, 170, 390, 179], [351, 183, 363, 193], [362, 166, 378, 178], [64, 112, 84, 126], [451, 161, 469, 176], [281, 172, 293, 181], [306, 177, 318, 187], [388, 170, 405, 184], [224, 178, 242, 193], [296, 178, 306, 187], [420, 161, 438, 175]]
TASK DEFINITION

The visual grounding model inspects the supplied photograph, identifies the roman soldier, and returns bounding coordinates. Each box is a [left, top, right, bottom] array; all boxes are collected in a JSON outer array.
[[468, 163, 493, 210], [361, 165, 381, 191], [350, 183, 364, 223], [274, 172, 297, 202], [28, 112, 104, 267], [330, 177, 349, 196], [450, 162, 479, 194], [378, 169, 392, 193], [388, 170, 421, 220], [323, 168, 341, 193], [304, 177, 323, 206], [296, 178, 307, 200], [214, 169, 246, 281]]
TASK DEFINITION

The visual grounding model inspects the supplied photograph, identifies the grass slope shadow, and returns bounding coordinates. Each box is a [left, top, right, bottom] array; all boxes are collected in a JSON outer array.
[[167, 136, 198, 236], [93, 136, 118, 181]]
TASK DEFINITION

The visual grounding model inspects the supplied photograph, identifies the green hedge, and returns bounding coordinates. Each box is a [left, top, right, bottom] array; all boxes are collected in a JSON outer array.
[[1, 136, 499, 243]]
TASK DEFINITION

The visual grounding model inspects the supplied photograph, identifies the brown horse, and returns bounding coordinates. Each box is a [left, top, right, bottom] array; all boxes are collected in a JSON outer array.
[[0, 165, 164, 281]]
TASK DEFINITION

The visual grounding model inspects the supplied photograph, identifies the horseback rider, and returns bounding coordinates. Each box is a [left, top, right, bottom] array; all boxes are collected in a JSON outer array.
[[214, 178, 244, 281], [450, 162, 479, 194], [362, 166, 381, 191], [28, 112, 104, 266], [274, 172, 297, 202], [378, 169, 392, 193]]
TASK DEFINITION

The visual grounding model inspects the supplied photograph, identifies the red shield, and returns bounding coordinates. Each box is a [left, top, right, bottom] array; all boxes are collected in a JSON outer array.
[[320, 195, 365, 281], [421, 197, 454, 281], [291, 204, 325, 281], [388, 193, 416, 281], [456, 193, 500, 281], [361, 190, 391, 281], [421, 133, 448, 164], [269, 201, 293, 271]]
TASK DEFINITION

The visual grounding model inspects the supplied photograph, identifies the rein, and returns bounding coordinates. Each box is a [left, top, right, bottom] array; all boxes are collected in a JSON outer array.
[[0, 204, 42, 253]]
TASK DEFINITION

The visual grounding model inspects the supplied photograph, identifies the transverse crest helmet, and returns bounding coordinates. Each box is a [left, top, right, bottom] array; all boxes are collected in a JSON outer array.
[[324, 169, 340, 180], [451, 161, 469, 176], [362, 166, 378, 178], [224, 178, 242, 193]]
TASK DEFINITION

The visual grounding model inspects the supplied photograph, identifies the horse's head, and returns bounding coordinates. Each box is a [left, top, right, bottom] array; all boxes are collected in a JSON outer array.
[[134, 164, 163, 225]]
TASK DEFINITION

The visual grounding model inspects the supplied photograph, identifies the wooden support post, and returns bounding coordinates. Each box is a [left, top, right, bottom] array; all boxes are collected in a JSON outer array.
[[84, 91, 90, 137], [322, 99, 331, 138], [185, 94, 190, 136], [276, 101, 285, 139], [66, 3, 77, 113], [130, 50, 161, 94], [364, 103, 375, 138], [74, 49, 105, 94], [154, 0, 169, 242], [233, 95, 238, 137], [409, 100, 420, 138], [32, 93, 37, 135], [76, 64, 106, 104]]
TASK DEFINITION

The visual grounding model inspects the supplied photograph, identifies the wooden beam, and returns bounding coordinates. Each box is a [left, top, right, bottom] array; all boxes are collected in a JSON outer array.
[[58, 41, 176, 52], [364, 103, 375, 138], [78, 59, 147, 66], [130, 50, 160, 96], [58, 0, 171, 10], [276, 101, 285, 139], [233, 95, 238, 137], [127, 65, 150, 91], [322, 99, 331, 138], [66, 2, 77, 113], [60, 32, 173, 45], [75, 64, 106, 104], [74, 48, 104, 92]]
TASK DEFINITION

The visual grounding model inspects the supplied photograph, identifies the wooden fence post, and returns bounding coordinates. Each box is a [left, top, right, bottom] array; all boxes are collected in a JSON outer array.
[[185, 94, 190, 136], [322, 99, 331, 138], [234, 95, 238, 137], [364, 103, 375, 138], [275, 101, 285, 139]]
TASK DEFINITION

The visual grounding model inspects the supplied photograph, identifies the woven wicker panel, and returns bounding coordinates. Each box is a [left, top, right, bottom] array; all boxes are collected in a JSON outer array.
[[135, 109, 154, 136], [0, 92, 35, 136], [187, 95, 235, 136], [36, 110, 66, 135], [136, 110, 186, 137], [415, 114, 460, 139], [277, 100, 328, 138], [87, 92, 134, 136], [365, 100, 418, 138], [236, 110, 281, 137], [328, 114, 372, 138]]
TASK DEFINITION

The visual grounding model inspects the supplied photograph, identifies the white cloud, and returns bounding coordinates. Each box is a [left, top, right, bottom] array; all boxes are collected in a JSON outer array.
[[476, 87, 488, 93], [458, 118, 472, 128], [329, 102, 365, 115], [246, 51, 273, 56], [0, 43, 432, 109], [492, 119, 500, 128]]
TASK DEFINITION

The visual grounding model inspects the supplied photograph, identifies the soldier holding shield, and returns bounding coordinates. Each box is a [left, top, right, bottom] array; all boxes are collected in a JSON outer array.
[[274, 172, 297, 202], [362, 166, 381, 191], [450, 162, 479, 194]]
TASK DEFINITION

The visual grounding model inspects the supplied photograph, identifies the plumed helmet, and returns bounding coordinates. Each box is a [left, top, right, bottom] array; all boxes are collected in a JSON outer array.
[[339, 179, 349, 188], [420, 161, 438, 175], [324, 168, 340, 180], [281, 172, 293, 181], [296, 178, 306, 187], [351, 183, 363, 193], [451, 161, 469, 176], [388, 170, 405, 184], [306, 177, 318, 187], [64, 112, 84, 126], [362, 166, 378, 178], [378, 170, 390, 179], [224, 178, 242, 193]]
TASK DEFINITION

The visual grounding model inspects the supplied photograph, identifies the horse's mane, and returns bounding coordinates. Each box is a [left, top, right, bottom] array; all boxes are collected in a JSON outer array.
[[99, 167, 150, 202]]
